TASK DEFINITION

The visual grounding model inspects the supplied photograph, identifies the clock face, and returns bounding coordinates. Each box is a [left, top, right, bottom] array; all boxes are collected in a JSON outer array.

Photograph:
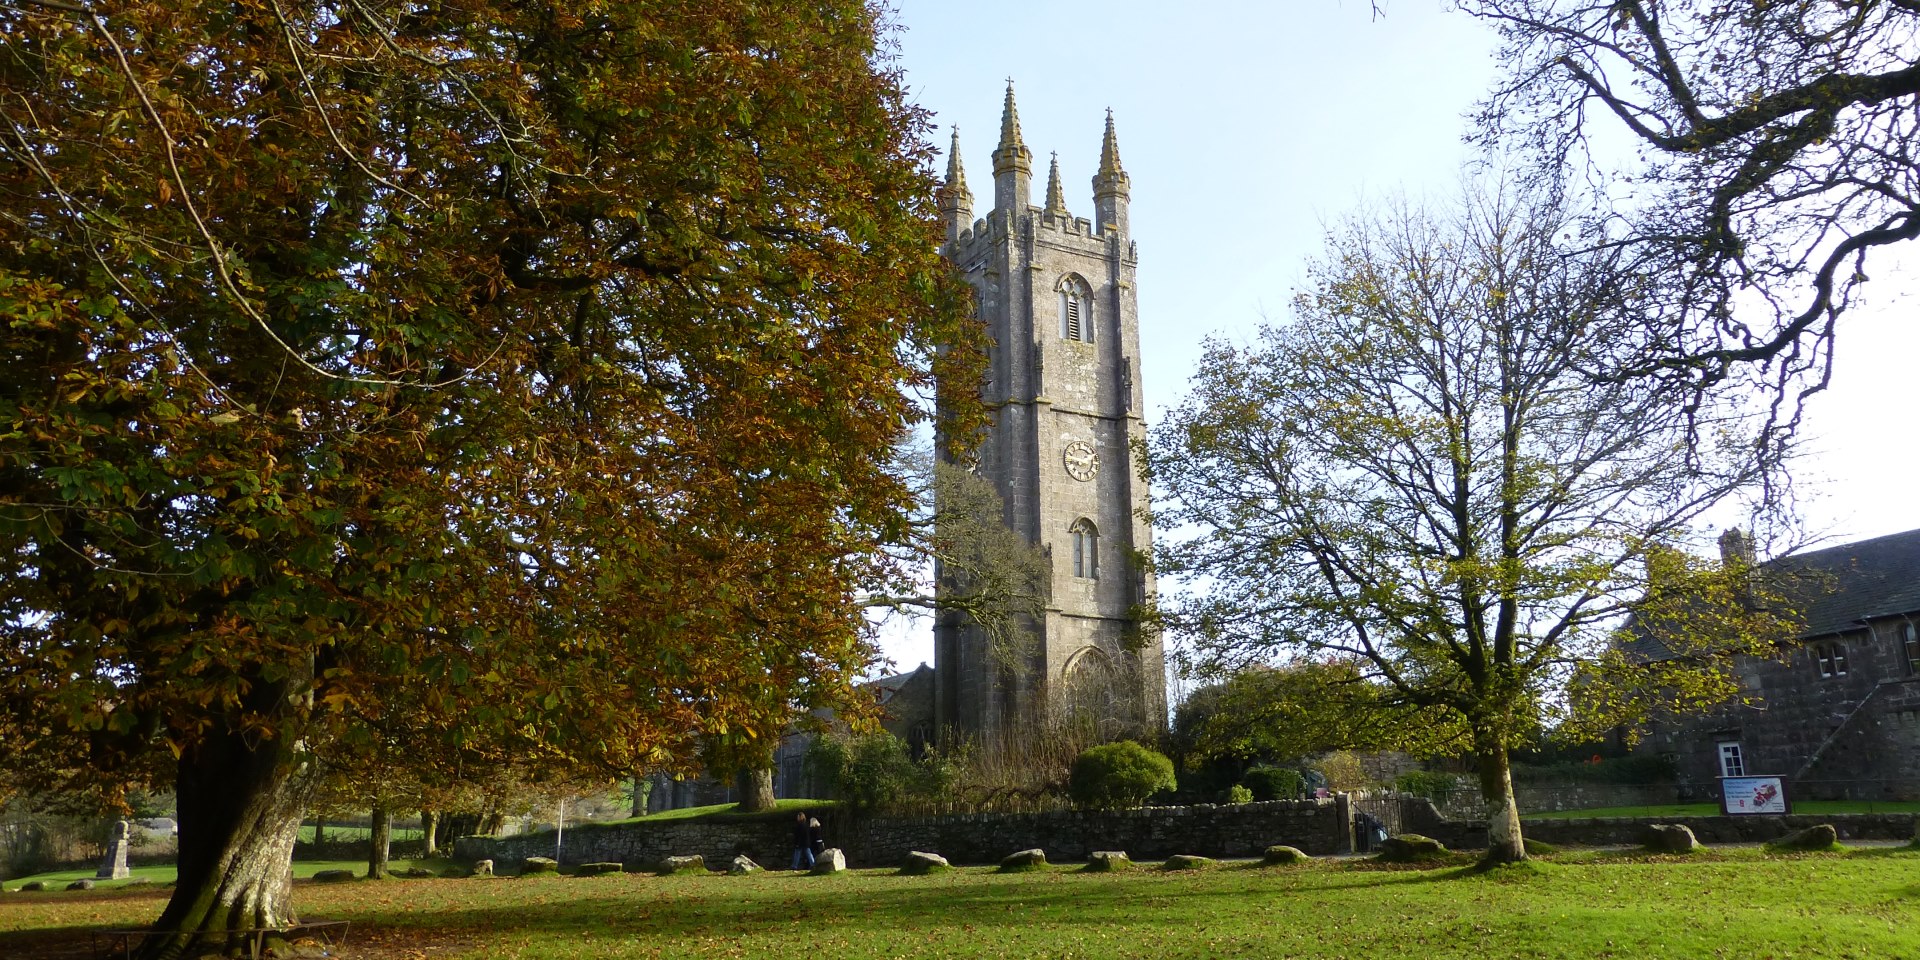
[[1062, 440, 1099, 482]]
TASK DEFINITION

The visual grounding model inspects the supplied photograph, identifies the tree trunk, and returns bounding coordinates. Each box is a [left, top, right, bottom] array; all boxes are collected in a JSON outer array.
[[367, 805, 391, 880], [140, 722, 305, 960], [630, 777, 650, 818], [420, 810, 439, 857], [1477, 737, 1527, 866], [735, 766, 776, 813]]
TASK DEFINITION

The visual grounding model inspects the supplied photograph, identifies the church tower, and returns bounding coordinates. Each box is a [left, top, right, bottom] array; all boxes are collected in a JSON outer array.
[[933, 87, 1165, 740]]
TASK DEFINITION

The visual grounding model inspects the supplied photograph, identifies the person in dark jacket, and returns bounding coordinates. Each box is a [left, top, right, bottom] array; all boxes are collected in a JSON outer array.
[[790, 812, 814, 870], [807, 815, 825, 858]]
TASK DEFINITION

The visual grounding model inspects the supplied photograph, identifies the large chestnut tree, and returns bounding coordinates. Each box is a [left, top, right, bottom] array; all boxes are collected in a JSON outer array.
[[0, 1, 982, 955]]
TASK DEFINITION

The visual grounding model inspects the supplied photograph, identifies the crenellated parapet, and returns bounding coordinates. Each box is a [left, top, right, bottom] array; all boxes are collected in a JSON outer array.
[[938, 87, 1133, 255], [945, 213, 1133, 263]]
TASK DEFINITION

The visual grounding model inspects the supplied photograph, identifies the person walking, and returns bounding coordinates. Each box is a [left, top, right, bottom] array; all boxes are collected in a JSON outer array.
[[790, 812, 815, 870], [807, 815, 825, 859]]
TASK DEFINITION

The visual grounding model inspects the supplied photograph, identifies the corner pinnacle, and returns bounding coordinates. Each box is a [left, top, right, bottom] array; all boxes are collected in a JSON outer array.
[[1094, 109, 1130, 201], [1098, 109, 1125, 179], [943, 127, 969, 198], [998, 81, 1024, 151], [1044, 152, 1068, 217]]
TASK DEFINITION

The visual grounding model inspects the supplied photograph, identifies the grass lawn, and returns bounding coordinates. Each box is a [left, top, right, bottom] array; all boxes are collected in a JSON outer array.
[[0, 860, 461, 893], [2, 847, 1916, 958], [1526, 799, 1920, 819]]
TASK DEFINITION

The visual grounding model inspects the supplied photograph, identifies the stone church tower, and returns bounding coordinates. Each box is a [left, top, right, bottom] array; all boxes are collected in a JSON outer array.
[[932, 86, 1165, 740]]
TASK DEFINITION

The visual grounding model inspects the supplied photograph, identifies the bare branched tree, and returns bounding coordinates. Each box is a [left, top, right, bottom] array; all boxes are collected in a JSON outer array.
[[863, 443, 1048, 674], [1463, 0, 1920, 412], [1148, 183, 1793, 865]]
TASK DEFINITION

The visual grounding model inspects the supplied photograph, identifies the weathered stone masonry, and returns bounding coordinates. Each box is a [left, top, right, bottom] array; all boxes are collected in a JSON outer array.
[[932, 85, 1165, 740], [452, 798, 1352, 870]]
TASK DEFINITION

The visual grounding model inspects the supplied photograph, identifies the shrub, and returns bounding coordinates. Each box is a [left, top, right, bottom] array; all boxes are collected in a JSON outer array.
[[1069, 741, 1177, 810], [1393, 770, 1461, 801], [1310, 751, 1372, 791], [1242, 766, 1303, 802], [806, 731, 955, 813], [1227, 784, 1254, 804]]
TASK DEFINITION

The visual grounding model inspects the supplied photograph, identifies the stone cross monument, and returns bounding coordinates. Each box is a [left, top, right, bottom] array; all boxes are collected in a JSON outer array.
[[932, 85, 1165, 740], [97, 819, 131, 879]]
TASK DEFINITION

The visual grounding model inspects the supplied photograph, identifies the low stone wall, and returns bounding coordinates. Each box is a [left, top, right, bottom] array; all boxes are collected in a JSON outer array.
[[453, 798, 1352, 871], [850, 798, 1350, 865], [294, 839, 425, 862], [1432, 783, 1694, 820], [1398, 797, 1916, 849]]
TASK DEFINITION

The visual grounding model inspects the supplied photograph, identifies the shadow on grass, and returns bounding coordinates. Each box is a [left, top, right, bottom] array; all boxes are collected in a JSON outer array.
[[1835, 843, 1920, 860], [268, 864, 1487, 945]]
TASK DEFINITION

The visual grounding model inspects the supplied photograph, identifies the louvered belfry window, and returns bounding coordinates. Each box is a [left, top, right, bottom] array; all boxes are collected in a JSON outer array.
[[1058, 276, 1092, 342]]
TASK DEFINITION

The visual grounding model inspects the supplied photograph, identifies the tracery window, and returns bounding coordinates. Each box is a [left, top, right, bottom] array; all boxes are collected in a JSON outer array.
[[1070, 518, 1099, 580], [1057, 275, 1093, 342]]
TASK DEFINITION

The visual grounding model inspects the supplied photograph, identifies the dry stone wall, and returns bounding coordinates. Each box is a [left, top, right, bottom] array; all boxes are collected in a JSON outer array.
[[452, 798, 1351, 870], [1398, 796, 1916, 849]]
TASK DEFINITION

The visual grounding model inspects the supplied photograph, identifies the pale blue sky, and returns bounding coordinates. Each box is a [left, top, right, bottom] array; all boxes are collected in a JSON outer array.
[[877, 0, 1920, 672]]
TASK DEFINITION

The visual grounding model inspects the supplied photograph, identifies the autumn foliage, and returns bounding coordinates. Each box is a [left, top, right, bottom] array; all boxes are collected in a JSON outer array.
[[0, 0, 980, 951]]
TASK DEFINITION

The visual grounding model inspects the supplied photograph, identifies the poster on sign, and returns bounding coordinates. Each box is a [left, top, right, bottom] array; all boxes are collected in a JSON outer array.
[[1720, 776, 1790, 815]]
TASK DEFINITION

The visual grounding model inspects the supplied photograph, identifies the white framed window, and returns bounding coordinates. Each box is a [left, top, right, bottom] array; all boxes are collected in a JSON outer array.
[[1057, 275, 1093, 343], [1717, 742, 1745, 778], [1815, 641, 1848, 678], [1070, 518, 1099, 580], [1904, 623, 1919, 676]]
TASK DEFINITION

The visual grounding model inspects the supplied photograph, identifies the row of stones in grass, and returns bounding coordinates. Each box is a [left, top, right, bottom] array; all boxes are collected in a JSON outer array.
[[1642, 821, 1863, 854], [4, 877, 158, 892], [453, 796, 1352, 870], [993, 845, 1313, 873]]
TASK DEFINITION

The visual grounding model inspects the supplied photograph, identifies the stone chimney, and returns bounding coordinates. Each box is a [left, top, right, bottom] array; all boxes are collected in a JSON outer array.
[[1719, 528, 1755, 568]]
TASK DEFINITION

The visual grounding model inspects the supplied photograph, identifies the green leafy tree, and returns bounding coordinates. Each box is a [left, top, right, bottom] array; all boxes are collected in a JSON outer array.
[[0, 1, 982, 954], [804, 730, 955, 814], [1147, 185, 1793, 865], [1464, 0, 1920, 400], [1068, 741, 1176, 810], [1169, 661, 1462, 780]]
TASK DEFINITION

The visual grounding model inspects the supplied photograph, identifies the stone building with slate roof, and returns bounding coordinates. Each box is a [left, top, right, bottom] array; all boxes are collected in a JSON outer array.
[[1634, 528, 1920, 798]]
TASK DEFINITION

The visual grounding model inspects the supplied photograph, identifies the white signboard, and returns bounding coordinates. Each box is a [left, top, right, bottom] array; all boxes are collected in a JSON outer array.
[[1720, 776, 1789, 815]]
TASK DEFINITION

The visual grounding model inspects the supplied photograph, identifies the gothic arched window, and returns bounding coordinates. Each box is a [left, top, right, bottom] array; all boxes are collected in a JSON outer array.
[[1057, 275, 1093, 343], [1070, 518, 1099, 580]]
